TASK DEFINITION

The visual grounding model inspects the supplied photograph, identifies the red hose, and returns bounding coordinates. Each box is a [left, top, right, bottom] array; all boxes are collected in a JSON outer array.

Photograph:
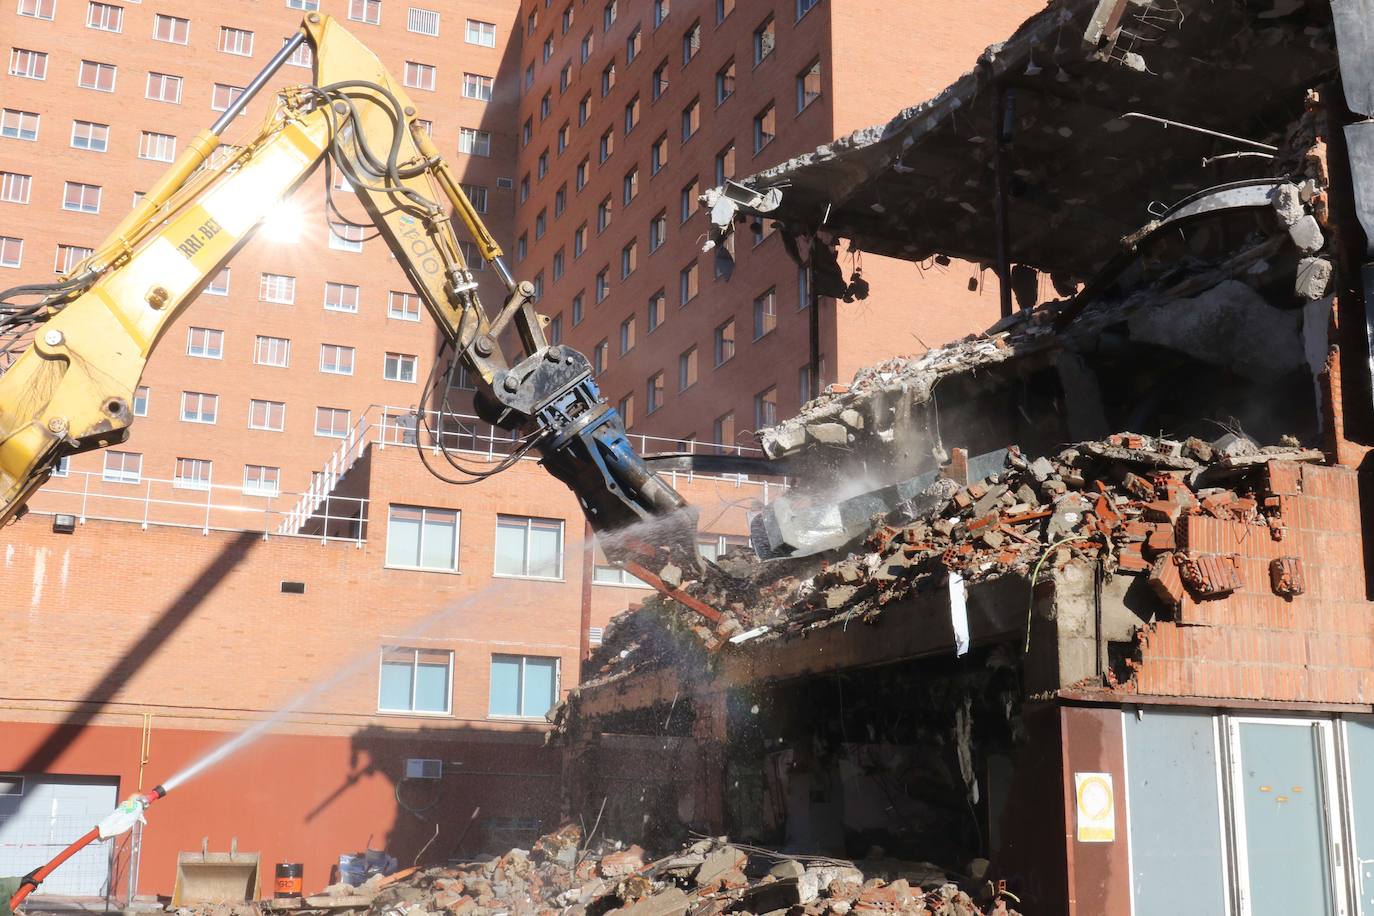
[[8, 786, 165, 913]]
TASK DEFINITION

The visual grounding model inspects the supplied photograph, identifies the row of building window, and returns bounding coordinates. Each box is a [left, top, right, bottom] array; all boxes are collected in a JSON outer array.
[[6, 47, 492, 109], [525, 0, 820, 84], [1, 105, 495, 164], [115, 387, 391, 434], [16, 0, 498, 47], [379, 647, 559, 719]]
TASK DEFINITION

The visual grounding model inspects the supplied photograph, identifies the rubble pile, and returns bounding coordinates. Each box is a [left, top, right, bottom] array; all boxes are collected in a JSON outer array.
[[796, 432, 1323, 618], [590, 432, 1324, 679], [229, 831, 1016, 916]]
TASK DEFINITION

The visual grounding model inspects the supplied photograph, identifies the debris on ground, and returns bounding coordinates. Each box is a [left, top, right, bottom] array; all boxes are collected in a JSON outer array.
[[586, 431, 1324, 682], [175, 831, 1018, 916]]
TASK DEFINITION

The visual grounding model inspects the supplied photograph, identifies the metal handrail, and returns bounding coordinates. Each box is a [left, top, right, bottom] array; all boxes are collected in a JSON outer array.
[[27, 468, 368, 543], [278, 404, 780, 536]]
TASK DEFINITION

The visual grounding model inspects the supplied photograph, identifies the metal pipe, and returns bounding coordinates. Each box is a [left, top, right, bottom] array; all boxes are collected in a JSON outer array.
[[492, 256, 516, 292], [807, 264, 820, 399], [1121, 112, 1278, 151], [212, 30, 306, 134]]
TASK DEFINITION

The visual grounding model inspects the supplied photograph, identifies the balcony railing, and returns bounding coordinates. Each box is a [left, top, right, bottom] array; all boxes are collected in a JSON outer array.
[[25, 469, 367, 543], [279, 404, 781, 536]]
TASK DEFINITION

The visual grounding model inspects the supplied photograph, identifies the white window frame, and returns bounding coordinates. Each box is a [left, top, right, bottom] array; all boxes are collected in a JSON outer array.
[[247, 398, 286, 431], [152, 14, 190, 44], [328, 223, 364, 252], [404, 60, 436, 91], [205, 268, 230, 296], [173, 457, 213, 491], [493, 515, 565, 580], [18, 0, 56, 20], [62, 181, 102, 214], [462, 73, 494, 101], [378, 646, 454, 714], [458, 127, 491, 157], [102, 451, 142, 484], [86, 2, 123, 32], [388, 290, 421, 321], [71, 120, 109, 152], [9, 48, 47, 81], [0, 172, 31, 205], [488, 654, 560, 718], [383, 352, 418, 383], [145, 71, 182, 103], [348, 0, 382, 25], [78, 60, 116, 92], [133, 386, 149, 417], [260, 272, 296, 303], [218, 26, 254, 56], [1, 109, 39, 141], [54, 244, 92, 274], [185, 326, 223, 359], [243, 465, 281, 497], [210, 83, 246, 113], [138, 131, 176, 162], [315, 406, 352, 438], [385, 505, 459, 572], [465, 18, 496, 46], [323, 281, 360, 313], [319, 344, 356, 376], [180, 391, 219, 425], [253, 334, 290, 367], [0, 236, 22, 269]]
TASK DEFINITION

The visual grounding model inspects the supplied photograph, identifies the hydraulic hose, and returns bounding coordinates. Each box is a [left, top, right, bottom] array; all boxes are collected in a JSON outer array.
[[7, 785, 166, 914]]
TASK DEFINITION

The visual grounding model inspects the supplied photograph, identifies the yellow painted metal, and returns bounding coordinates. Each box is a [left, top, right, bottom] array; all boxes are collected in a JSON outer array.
[[0, 108, 332, 523], [0, 13, 521, 525]]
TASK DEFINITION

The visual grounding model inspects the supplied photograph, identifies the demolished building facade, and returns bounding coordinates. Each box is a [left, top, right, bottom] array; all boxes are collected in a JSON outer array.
[[553, 1, 1374, 914]]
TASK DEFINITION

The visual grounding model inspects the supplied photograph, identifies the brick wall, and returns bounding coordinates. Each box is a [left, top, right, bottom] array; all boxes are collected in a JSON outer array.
[[1126, 462, 1374, 704]]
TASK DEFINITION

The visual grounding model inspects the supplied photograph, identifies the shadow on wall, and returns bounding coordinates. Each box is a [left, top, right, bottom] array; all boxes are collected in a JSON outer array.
[[308, 722, 563, 871], [14, 531, 260, 778]]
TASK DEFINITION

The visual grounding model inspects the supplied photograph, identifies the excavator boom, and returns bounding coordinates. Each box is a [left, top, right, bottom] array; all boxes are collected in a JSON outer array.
[[0, 13, 697, 571]]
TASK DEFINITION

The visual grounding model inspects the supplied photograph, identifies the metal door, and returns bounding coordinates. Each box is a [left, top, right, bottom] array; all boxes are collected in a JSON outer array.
[[0, 774, 118, 896]]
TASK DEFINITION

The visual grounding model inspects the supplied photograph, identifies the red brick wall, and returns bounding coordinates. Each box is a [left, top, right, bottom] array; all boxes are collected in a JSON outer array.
[[0, 721, 559, 898], [1127, 462, 1374, 704]]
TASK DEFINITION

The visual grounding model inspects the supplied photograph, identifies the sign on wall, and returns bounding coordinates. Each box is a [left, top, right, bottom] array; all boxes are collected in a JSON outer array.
[[1075, 771, 1115, 842]]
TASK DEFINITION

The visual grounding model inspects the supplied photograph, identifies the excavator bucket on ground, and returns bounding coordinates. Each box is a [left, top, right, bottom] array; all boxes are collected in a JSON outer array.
[[170, 838, 259, 906]]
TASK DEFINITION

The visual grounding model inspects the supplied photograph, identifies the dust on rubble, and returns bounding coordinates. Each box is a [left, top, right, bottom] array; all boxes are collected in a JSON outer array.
[[584, 430, 1323, 684], [171, 829, 1019, 916]]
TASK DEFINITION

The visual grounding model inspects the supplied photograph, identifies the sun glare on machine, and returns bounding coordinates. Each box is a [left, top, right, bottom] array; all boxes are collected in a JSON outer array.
[[261, 200, 306, 244]]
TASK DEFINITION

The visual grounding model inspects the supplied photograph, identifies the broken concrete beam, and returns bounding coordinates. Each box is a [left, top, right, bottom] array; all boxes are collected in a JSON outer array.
[[1288, 214, 1325, 253], [839, 408, 866, 430], [609, 887, 690, 916], [692, 845, 747, 889], [739, 878, 808, 912], [1296, 256, 1332, 299], [972, 484, 1009, 518], [806, 423, 851, 447]]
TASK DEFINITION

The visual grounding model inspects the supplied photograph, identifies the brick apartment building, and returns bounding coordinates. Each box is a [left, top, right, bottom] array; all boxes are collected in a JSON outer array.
[[0, 0, 1038, 905], [514, 0, 1039, 446]]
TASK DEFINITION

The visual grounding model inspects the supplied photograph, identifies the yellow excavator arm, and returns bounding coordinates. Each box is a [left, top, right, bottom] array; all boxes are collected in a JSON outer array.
[[0, 13, 697, 569]]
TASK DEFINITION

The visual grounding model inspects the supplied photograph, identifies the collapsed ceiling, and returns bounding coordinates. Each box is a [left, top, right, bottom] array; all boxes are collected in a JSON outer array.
[[710, 0, 1342, 280]]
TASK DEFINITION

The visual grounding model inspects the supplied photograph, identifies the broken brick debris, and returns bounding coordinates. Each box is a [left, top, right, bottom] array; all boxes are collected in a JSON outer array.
[[584, 432, 1325, 684], [176, 831, 1018, 916]]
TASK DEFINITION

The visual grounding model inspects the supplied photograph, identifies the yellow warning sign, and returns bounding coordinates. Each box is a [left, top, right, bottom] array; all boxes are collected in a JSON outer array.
[[1075, 772, 1115, 843]]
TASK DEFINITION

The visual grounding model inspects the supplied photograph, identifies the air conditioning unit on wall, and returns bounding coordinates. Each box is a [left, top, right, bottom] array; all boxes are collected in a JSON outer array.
[[405, 758, 442, 779]]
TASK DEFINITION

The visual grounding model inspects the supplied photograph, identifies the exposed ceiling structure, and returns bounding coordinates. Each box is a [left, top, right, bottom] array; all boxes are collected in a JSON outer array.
[[712, 0, 1342, 280]]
